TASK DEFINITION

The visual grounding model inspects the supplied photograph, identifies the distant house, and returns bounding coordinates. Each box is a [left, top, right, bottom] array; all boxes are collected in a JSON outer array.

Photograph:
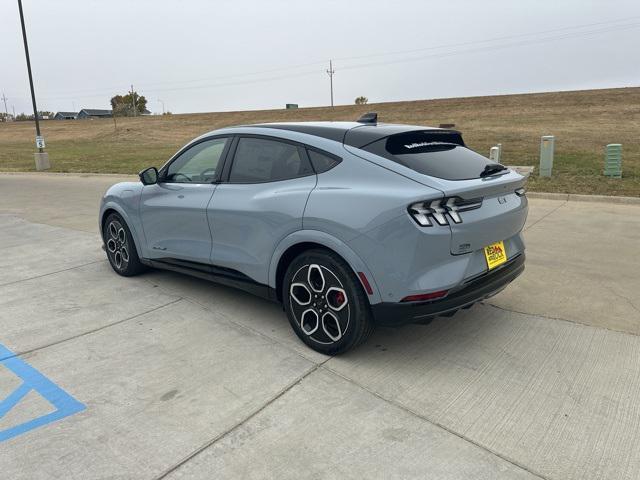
[[77, 109, 112, 119], [54, 111, 78, 120]]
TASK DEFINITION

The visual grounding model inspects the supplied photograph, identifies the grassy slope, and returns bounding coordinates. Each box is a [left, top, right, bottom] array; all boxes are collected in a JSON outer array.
[[0, 87, 638, 195]]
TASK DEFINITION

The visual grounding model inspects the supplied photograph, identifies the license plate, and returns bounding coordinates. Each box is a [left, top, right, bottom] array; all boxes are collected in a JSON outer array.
[[484, 241, 507, 270]]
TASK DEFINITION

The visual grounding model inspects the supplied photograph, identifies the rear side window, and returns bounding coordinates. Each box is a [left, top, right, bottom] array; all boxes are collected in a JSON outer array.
[[361, 131, 494, 181], [229, 137, 313, 183], [307, 149, 340, 173]]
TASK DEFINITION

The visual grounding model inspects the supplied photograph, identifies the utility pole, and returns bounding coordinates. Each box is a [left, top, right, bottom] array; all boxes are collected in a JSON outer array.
[[17, 0, 49, 169], [131, 84, 137, 116], [326, 60, 335, 108], [1, 93, 8, 121], [158, 98, 165, 115]]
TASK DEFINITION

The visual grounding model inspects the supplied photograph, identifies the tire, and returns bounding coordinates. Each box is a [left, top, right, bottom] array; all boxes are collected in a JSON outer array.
[[102, 213, 147, 277], [283, 249, 375, 355]]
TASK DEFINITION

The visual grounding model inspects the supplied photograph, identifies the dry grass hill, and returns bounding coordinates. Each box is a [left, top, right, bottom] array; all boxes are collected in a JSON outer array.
[[0, 87, 638, 195]]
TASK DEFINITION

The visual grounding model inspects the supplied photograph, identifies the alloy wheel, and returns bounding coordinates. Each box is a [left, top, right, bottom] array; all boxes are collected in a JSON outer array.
[[106, 220, 130, 271], [289, 264, 350, 344]]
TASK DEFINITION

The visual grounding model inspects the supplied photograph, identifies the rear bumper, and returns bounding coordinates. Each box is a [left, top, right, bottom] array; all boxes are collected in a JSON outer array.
[[371, 253, 525, 327]]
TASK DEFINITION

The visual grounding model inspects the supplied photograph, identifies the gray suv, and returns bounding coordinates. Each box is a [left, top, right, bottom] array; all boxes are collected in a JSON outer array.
[[99, 114, 527, 355]]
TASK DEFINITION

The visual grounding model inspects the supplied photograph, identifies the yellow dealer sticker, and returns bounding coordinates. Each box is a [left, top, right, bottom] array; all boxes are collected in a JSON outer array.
[[484, 241, 507, 270]]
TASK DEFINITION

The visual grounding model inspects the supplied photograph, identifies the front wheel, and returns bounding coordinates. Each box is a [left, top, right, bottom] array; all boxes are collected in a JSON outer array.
[[283, 249, 374, 355], [103, 213, 147, 277]]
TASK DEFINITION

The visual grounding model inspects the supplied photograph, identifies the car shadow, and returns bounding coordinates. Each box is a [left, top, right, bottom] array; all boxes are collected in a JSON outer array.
[[138, 267, 523, 367]]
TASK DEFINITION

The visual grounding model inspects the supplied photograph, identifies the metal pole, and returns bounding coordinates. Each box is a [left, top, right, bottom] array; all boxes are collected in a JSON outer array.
[[17, 0, 43, 152], [131, 84, 136, 116], [329, 60, 333, 107], [158, 98, 165, 115], [1, 93, 8, 120], [326, 60, 335, 108]]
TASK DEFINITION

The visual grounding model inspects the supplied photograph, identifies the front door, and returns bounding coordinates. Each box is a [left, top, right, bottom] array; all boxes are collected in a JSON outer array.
[[140, 136, 230, 263]]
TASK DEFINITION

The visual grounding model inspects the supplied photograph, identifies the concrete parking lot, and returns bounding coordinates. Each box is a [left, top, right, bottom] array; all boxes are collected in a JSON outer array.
[[1, 173, 639, 479]]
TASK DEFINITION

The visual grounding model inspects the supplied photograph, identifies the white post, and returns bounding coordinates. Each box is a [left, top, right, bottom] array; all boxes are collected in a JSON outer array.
[[489, 146, 500, 162], [539, 136, 555, 177]]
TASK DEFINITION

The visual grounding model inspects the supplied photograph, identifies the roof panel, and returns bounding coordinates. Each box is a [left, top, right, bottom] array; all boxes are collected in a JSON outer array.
[[79, 109, 112, 115], [251, 122, 358, 143], [250, 121, 441, 147]]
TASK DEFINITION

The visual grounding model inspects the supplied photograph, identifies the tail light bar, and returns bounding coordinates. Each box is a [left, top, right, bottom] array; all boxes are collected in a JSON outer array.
[[408, 197, 482, 227]]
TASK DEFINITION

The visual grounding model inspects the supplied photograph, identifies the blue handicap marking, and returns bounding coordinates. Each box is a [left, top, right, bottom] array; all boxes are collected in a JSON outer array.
[[0, 343, 86, 443]]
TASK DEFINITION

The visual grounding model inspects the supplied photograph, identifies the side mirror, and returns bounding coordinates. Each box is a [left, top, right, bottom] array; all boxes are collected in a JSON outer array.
[[139, 167, 158, 185]]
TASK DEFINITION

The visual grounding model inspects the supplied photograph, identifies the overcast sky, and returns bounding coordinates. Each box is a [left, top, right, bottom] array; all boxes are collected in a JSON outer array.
[[2, 0, 639, 115]]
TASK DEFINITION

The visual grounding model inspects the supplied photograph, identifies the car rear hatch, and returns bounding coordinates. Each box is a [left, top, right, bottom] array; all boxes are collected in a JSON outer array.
[[433, 173, 527, 255], [351, 128, 528, 255]]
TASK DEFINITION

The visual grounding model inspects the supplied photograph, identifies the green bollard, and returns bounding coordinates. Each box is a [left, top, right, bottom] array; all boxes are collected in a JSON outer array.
[[604, 144, 622, 178]]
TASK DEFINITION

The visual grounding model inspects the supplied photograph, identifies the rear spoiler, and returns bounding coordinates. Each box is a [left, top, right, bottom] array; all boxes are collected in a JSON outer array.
[[345, 114, 465, 149]]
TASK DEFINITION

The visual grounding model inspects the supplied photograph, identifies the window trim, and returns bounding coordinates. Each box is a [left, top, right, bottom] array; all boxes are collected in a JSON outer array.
[[222, 134, 316, 185], [158, 135, 233, 185]]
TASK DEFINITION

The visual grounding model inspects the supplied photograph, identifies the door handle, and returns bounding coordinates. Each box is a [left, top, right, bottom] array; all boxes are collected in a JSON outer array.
[[178, 194, 185, 199]]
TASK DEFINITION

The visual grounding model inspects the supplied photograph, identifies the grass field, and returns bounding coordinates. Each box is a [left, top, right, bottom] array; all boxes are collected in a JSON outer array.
[[1, 87, 638, 196]]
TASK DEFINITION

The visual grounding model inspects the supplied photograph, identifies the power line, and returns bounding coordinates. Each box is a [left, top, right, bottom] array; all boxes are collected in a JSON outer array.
[[36, 67, 325, 101], [338, 22, 640, 73], [70, 15, 640, 97], [15, 59, 330, 99], [332, 15, 640, 63], [136, 59, 329, 90], [143, 21, 640, 96], [10, 17, 640, 103]]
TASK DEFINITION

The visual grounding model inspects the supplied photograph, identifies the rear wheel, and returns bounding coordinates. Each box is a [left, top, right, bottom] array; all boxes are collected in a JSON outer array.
[[103, 213, 147, 277], [283, 249, 374, 355]]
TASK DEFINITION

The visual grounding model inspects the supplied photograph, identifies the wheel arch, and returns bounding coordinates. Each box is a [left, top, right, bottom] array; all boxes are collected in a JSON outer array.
[[269, 231, 382, 305], [100, 201, 145, 258]]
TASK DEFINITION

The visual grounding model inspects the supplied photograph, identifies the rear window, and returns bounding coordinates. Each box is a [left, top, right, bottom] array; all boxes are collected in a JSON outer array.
[[361, 130, 494, 181]]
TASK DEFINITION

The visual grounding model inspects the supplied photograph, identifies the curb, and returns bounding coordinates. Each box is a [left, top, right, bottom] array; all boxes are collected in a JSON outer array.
[[1, 171, 639, 205], [526, 192, 640, 205], [0, 171, 136, 178]]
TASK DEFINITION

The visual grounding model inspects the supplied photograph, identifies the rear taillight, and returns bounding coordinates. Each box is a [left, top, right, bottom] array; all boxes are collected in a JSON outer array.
[[401, 290, 449, 302], [408, 197, 482, 227]]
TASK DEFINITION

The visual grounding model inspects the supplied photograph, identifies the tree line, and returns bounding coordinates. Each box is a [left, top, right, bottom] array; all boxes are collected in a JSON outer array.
[[0, 111, 54, 122]]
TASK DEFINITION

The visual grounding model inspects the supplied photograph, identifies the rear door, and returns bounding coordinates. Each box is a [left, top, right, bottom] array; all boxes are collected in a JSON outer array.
[[140, 136, 230, 263], [208, 135, 316, 285]]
